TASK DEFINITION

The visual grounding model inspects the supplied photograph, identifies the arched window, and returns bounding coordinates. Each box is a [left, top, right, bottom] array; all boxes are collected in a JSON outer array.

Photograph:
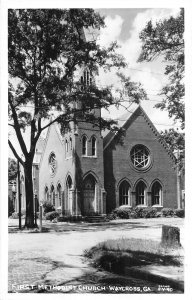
[[48, 152, 57, 176], [136, 181, 146, 206], [152, 181, 162, 206], [82, 135, 87, 156], [45, 186, 49, 201], [51, 185, 55, 206], [57, 183, 62, 207], [70, 137, 72, 151], [65, 139, 68, 157], [91, 136, 96, 156], [66, 176, 73, 213], [81, 70, 93, 89], [119, 181, 130, 206]]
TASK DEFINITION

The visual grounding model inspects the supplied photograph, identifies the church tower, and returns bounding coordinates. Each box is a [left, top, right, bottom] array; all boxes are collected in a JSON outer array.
[[62, 67, 106, 216]]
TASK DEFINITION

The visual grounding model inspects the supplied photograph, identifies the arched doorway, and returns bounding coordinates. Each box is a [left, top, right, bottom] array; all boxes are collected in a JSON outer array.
[[136, 181, 147, 206], [119, 180, 130, 206], [66, 176, 73, 213], [83, 174, 96, 215]]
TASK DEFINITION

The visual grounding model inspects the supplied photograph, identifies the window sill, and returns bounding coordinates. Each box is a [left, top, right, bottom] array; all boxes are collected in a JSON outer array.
[[136, 205, 147, 208], [65, 156, 72, 160], [152, 205, 163, 208], [82, 155, 97, 158]]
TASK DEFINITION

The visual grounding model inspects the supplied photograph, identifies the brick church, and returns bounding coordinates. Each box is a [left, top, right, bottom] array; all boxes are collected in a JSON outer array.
[[16, 100, 179, 216]]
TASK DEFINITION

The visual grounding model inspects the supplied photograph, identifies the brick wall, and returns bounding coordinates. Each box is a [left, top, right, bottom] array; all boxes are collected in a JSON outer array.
[[104, 108, 178, 213]]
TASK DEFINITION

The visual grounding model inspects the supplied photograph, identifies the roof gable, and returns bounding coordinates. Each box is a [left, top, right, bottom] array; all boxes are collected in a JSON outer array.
[[103, 105, 176, 163]]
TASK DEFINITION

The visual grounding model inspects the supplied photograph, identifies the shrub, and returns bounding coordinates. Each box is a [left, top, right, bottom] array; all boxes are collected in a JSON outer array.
[[133, 207, 145, 218], [43, 201, 55, 214], [45, 211, 59, 221], [11, 212, 19, 219], [161, 208, 174, 217], [143, 207, 157, 218], [174, 209, 185, 218]]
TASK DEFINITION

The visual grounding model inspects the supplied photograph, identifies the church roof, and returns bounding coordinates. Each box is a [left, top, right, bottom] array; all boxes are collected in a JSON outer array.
[[103, 104, 139, 149]]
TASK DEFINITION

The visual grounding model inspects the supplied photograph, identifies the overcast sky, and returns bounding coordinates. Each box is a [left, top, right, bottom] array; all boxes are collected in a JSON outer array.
[[8, 8, 182, 158]]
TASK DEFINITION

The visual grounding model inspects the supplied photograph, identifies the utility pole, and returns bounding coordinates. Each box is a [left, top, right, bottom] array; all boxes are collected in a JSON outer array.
[[17, 160, 22, 229]]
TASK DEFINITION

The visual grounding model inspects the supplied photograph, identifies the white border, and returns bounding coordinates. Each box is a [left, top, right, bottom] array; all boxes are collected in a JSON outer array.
[[1, 1, 192, 300]]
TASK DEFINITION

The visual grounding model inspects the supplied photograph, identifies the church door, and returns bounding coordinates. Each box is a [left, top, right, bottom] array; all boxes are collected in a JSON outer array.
[[83, 175, 96, 215]]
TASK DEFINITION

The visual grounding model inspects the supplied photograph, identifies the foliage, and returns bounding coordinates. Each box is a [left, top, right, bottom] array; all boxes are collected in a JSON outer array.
[[138, 8, 184, 129], [159, 128, 185, 171], [45, 211, 60, 221], [161, 208, 174, 217], [8, 9, 147, 227], [42, 201, 55, 214], [110, 206, 158, 219], [8, 158, 17, 182], [174, 209, 184, 218]]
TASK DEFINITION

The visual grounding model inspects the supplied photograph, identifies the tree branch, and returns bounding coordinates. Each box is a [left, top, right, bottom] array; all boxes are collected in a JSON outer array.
[[8, 98, 28, 157], [8, 139, 24, 166]]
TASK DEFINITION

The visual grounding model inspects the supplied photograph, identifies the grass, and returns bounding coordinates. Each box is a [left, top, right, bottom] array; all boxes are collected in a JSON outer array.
[[84, 238, 184, 274]]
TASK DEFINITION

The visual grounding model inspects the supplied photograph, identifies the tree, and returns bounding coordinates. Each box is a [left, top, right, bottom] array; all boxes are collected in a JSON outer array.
[[159, 128, 185, 172], [138, 9, 184, 129], [8, 157, 17, 182], [8, 9, 147, 228]]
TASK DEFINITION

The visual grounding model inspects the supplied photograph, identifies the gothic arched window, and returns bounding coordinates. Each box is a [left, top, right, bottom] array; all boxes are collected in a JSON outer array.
[[119, 181, 130, 206], [91, 136, 96, 156], [82, 135, 87, 156], [136, 181, 146, 206], [152, 181, 162, 206]]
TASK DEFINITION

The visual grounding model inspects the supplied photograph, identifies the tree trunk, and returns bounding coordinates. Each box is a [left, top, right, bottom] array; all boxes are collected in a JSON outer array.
[[24, 160, 35, 228]]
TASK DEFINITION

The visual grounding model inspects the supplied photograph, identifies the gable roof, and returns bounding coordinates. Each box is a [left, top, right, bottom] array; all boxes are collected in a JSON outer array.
[[103, 104, 176, 163], [38, 122, 64, 168], [103, 104, 138, 149]]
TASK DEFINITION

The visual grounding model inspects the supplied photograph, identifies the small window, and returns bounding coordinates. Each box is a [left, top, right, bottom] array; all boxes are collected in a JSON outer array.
[[81, 70, 93, 90], [91, 136, 96, 156], [57, 183, 62, 207], [65, 139, 68, 155], [51, 185, 55, 206], [136, 181, 146, 205], [70, 138, 72, 150], [152, 181, 162, 205], [48, 152, 57, 176], [82, 136, 87, 156], [45, 186, 49, 201]]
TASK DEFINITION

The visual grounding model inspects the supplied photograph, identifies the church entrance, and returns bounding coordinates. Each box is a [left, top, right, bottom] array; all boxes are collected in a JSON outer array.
[[83, 174, 96, 215]]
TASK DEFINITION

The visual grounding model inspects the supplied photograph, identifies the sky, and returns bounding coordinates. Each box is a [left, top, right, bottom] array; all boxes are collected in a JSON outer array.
[[8, 8, 182, 158], [96, 8, 181, 129]]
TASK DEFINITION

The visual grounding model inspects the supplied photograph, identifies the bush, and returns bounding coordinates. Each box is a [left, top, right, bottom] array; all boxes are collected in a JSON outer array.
[[43, 201, 55, 214], [143, 207, 157, 218], [174, 209, 185, 218], [161, 208, 174, 217], [45, 211, 59, 221]]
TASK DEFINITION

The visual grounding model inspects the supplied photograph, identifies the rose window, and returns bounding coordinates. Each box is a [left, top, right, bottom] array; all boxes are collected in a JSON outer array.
[[130, 145, 150, 169]]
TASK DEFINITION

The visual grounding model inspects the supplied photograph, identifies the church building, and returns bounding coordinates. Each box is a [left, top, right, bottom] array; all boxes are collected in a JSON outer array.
[[25, 102, 178, 217]]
